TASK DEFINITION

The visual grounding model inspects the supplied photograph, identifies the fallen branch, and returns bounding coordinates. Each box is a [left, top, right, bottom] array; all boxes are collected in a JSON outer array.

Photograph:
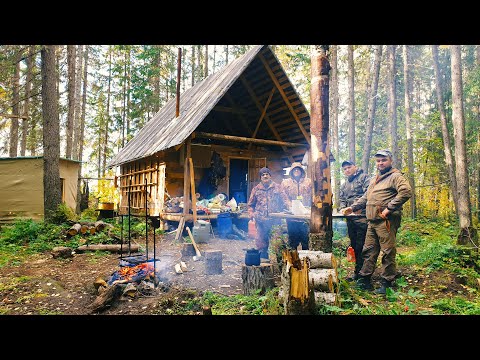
[[76, 244, 139, 253]]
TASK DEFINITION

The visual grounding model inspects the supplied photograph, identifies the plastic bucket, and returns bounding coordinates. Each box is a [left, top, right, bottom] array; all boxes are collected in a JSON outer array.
[[216, 212, 232, 238]]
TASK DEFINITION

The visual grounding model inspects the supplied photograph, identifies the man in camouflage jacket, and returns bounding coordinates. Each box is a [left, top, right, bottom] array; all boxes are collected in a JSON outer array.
[[248, 167, 290, 259], [339, 160, 371, 281], [280, 162, 312, 250], [343, 150, 412, 294]]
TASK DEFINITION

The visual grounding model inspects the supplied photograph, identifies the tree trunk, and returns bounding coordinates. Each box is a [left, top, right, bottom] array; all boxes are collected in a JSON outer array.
[[204, 45, 208, 77], [361, 45, 382, 174], [403, 45, 416, 218], [347, 45, 356, 163], [388, 45, 399, 167], [450, 45, 478, 245], [330, 45, 340, 210], [309, 45, 333, 252], [432, 45, 458, 214], [191, 45, 195, 87], [103, 46, 112, 175], [41, 45, 62, 223], [76, 46, 88, 214], [476, 45, 480, 221], [72, 45, 83, 160], [21, 46, 34, 156], [65, 45, 76, 159], [9, 49, 21, 158]]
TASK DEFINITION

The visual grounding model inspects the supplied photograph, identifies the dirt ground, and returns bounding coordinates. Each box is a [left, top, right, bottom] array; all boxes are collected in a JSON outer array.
[[0, 226, 273, 315], [0, 223, 473, 316]]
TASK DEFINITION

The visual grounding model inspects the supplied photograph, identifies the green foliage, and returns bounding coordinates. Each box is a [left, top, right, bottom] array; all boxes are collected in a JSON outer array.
[[50, 203, 78, 225], [79, 208, 98, 222], [202, 288, 282, 315], [432, 297, 480, 315]]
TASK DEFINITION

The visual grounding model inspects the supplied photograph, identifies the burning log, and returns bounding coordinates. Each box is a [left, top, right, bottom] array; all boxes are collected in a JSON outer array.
[[241, 263, 275, 295], [204, 250, 222, 275], [88, 283, 124, 313], [76, 244, 139, 253]]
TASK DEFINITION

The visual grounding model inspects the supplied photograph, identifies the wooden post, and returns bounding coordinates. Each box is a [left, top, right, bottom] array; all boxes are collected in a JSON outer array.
[[309, 45, 333, 252], [189, 157, 197, 223], [183, 137, 191, 216]]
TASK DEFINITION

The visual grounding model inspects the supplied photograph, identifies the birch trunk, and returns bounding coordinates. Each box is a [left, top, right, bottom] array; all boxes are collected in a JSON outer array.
[[9, 48, 21, 157], [388, 45, 399, 167], [330, 45, 341, 209], [403, 45, 416, 218], [347, 45, 356, 163]]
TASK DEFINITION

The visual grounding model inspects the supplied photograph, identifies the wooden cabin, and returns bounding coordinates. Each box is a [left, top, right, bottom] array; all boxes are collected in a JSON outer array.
[[108, 45, 311, 224], [0, 156, 80, 222]]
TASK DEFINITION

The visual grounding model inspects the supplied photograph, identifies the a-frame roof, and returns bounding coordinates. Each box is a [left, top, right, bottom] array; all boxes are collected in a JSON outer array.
[[109, 45, 310, 167]]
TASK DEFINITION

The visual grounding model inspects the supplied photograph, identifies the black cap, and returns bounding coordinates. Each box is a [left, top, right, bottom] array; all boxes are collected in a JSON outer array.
[[341, 160, 355, 167], [374, 149, 393, 158]]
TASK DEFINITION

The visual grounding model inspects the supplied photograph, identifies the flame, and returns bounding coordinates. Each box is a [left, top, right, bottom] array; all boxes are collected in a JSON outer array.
[[118, 262, 155, 282]]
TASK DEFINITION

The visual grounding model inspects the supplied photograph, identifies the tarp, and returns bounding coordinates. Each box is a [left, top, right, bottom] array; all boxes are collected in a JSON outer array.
[[0, 157, 80, 221]]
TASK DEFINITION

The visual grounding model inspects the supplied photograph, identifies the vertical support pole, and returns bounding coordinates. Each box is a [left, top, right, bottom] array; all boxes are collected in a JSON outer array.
[[145, 176, 148, 262]]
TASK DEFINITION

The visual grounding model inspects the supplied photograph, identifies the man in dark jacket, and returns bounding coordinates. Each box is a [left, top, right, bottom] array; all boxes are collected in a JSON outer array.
[[247, 167, 291, 259], [338, 160, 370, 281], [343, 150, 412, 294]]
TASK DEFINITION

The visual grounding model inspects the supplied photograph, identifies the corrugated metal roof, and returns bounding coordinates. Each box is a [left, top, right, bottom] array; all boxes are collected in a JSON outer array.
[[108, 45, 310, 167]]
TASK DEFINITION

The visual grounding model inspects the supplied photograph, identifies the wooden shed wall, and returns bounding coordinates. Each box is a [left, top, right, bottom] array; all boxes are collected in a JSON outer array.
[[119, 143, 291, 217]]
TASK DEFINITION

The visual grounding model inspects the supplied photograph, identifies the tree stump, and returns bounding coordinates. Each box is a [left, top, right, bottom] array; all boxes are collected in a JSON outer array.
[[181, 243, 196, 257], [204, 250, 222, 275], [241, 264, 275, 295]]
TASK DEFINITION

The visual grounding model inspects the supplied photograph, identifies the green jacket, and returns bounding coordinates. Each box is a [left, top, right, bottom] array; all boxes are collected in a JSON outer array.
[[351, 168, 412, 221]]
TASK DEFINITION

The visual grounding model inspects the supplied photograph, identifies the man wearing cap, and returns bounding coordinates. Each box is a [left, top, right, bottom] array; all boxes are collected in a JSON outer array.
[[338, 160, 371, 282], [281, 162, 313, 250], [247, 167, 291, 259], [342, 149, 412, 294]]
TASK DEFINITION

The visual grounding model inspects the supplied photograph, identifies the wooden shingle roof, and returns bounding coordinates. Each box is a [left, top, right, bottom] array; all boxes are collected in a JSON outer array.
[[109, 45, 310, 167]]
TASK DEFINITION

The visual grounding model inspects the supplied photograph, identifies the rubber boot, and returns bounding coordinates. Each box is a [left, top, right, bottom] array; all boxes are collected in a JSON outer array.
[[374, 279, 393, 295], [355, 275, 373, 291], [346, 272, 359, 282]]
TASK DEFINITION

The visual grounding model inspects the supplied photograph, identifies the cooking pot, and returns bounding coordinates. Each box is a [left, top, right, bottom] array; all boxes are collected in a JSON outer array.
[[244, 248, 260, 266]]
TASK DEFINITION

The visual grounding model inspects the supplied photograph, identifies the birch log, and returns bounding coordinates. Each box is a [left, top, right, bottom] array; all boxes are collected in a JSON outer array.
[[298, 250, 337, 269], [67, 223, 82, 236], [309, 268, 338, 292], [314, 291, 339, 306]]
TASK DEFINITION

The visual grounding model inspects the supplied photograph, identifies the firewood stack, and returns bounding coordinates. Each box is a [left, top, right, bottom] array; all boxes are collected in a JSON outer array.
[[280, 249, 339, 315]]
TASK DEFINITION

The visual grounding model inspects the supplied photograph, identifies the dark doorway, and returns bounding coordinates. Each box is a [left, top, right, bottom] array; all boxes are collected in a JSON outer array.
[[229, 159, 248, 204]]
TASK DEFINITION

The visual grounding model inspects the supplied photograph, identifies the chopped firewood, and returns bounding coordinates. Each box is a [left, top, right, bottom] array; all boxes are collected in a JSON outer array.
[[180, 261, 187, 271], [67, 224, 82, 237], [94, 277, 108, 290], [175, 263, 184, 274], [80, 224, 89, 235]]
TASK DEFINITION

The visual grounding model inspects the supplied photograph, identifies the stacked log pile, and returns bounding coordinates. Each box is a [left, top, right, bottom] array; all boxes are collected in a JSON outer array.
[[280, 249, 339, 315], [66, 221, 113, 237]]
